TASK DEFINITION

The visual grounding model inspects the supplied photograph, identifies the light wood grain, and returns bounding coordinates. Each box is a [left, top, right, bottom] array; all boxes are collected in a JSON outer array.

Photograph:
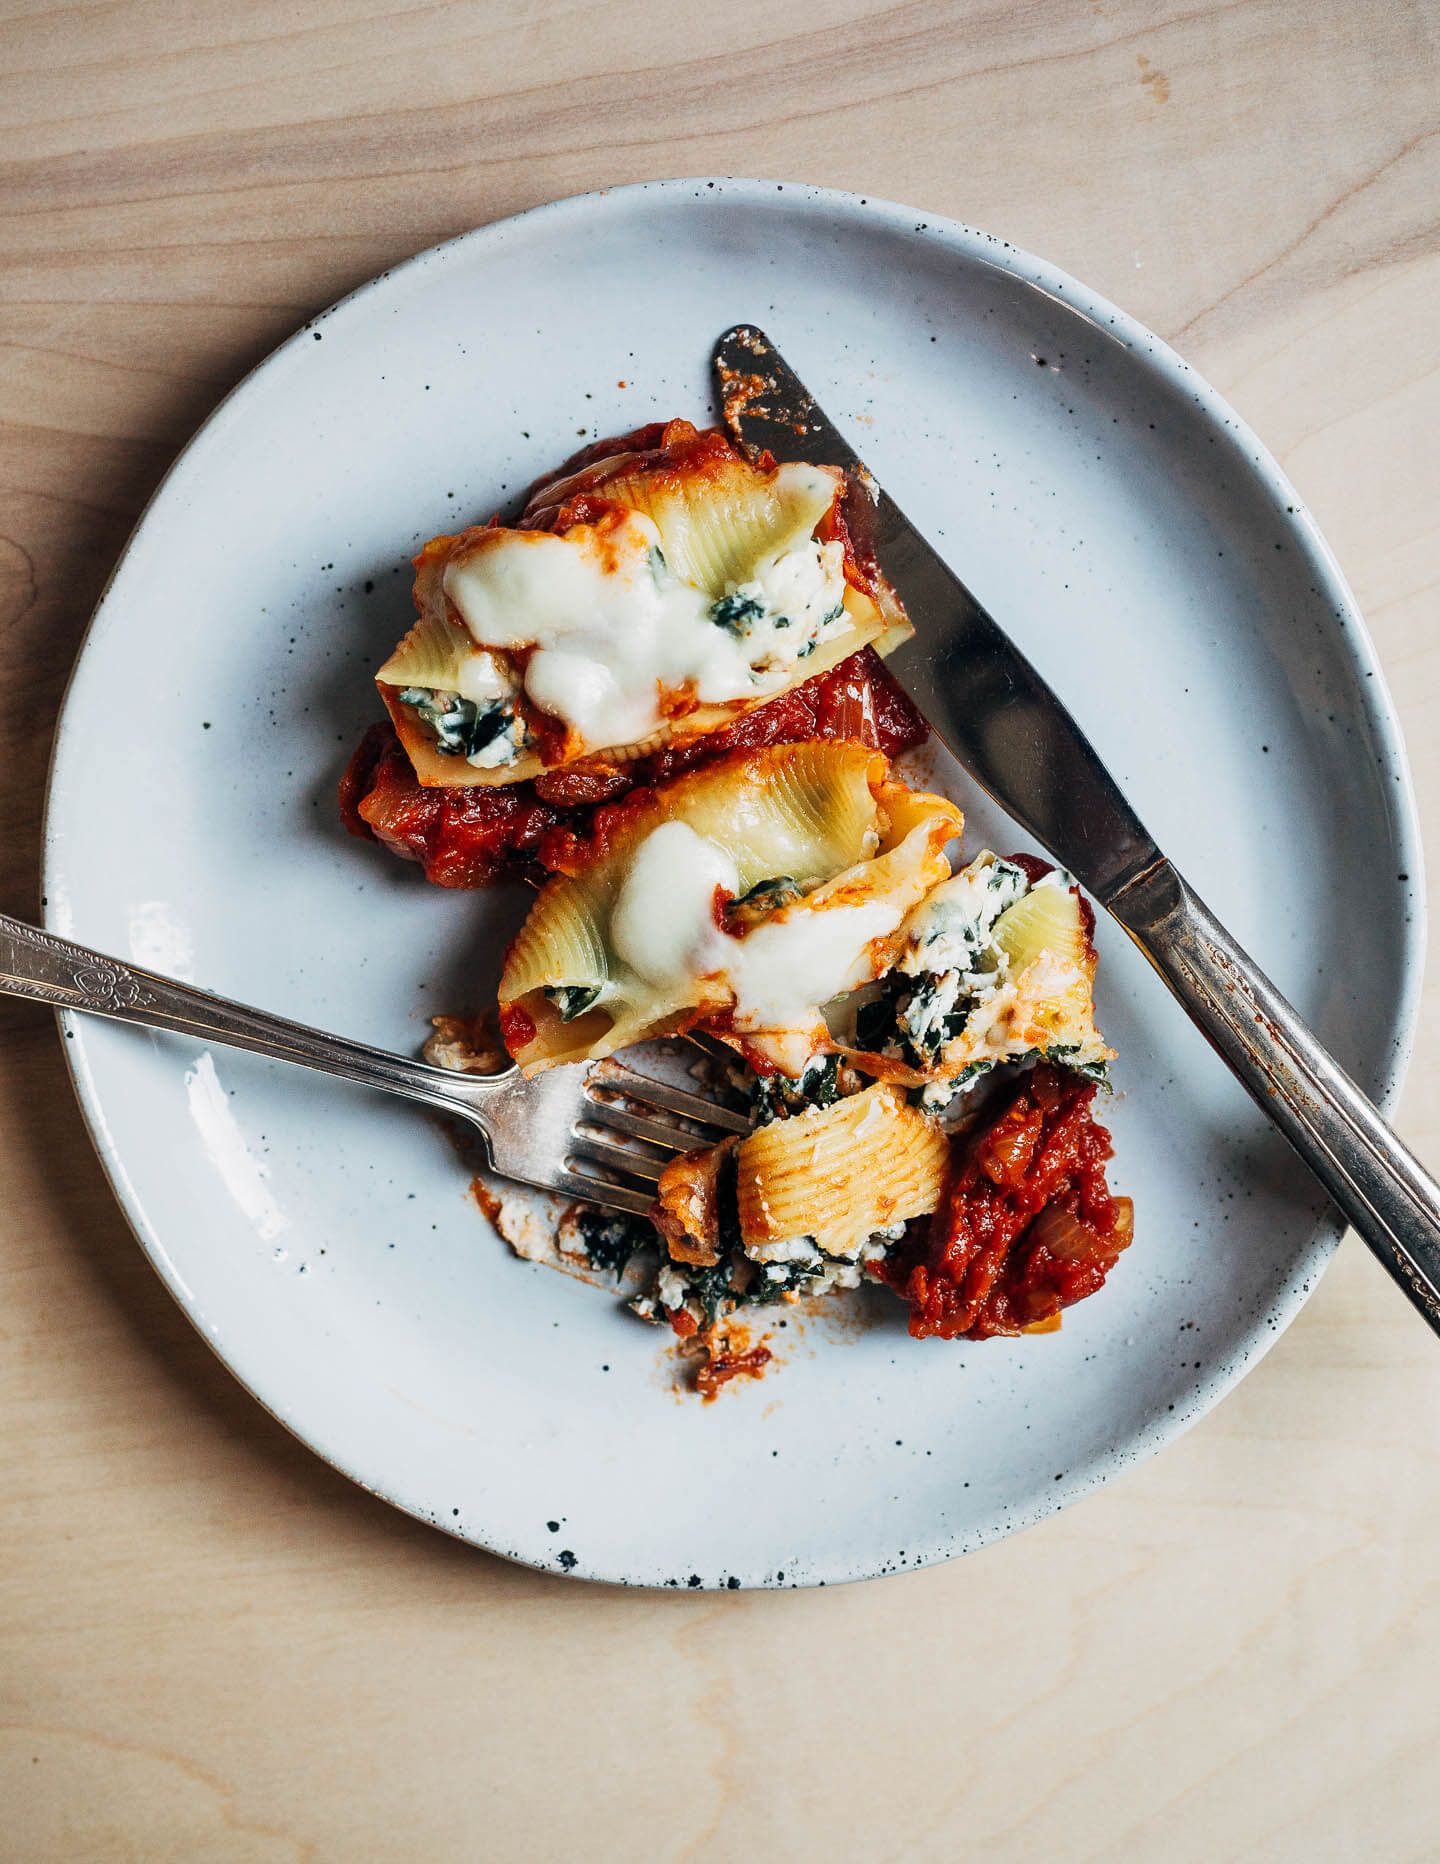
[[3, 1, 1440, 1858]]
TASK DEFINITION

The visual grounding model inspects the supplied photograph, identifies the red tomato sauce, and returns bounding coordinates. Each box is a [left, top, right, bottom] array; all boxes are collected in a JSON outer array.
[[881, 1065, 1132, 1339], [517, 420, 745, 534], [339, 722, 566, 889], [339, 648, 928, 890], [496, 1005, 537, 1051], [694, 1339, 773, 1402]]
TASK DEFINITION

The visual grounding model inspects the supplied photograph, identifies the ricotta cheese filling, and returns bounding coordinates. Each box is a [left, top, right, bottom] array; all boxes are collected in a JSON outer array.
[[440, 511, 848, 755], [647, 1222, 902, 1327], [899, 853, 1030, 983], [843, 854, 1109, 1103]]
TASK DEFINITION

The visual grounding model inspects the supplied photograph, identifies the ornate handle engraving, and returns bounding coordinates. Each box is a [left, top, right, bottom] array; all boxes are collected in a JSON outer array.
[[1, 921, 158, 1012]]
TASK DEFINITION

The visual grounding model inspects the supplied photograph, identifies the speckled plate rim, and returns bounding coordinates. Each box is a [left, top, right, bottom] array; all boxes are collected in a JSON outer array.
[[41, 177, 1426, 1586]]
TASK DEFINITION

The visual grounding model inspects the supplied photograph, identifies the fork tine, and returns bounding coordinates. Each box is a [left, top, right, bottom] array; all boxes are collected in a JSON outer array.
[[568, 1132, 669, 1184], [585, 1101, 717, 1153], [588, 1060, 751, 1135], [550, 1168, 656, 1216]]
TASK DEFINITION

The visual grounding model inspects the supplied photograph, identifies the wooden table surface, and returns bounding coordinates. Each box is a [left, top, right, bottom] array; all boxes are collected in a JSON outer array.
[[4, 2, 1439, 1858]]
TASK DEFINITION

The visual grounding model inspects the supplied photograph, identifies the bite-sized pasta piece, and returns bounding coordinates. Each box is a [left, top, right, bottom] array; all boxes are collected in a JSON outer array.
[[375, 421, 913, 788], [733, 1082, 949, 1258], [653, 1082, 947, 1265], [651, 1136, 740, 1268], [497, 742, 962, 1074]]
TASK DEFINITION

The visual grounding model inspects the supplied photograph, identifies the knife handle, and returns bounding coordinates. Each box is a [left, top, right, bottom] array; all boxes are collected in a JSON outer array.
[[1111, 860, 1440, 1335]]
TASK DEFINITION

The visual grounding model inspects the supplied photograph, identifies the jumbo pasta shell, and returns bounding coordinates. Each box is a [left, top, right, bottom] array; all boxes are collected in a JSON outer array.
[[381, 579, 888, 790], [498, 744, 961, 1072], [375, 606, 479, 693], [672, 740, 883, 893]]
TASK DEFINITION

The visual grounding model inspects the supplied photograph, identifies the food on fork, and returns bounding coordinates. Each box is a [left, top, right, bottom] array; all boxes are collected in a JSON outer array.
[[339, 420, 1133, 1385]]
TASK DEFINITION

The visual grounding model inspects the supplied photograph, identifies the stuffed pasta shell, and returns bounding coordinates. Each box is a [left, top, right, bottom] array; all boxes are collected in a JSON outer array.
[[841, 851, 1114, 1103], [375, 420, 912, 789], [497, 742, 963, 1076]]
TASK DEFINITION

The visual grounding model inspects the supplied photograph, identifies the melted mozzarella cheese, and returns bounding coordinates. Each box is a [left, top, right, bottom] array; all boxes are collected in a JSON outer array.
[[603, 822, 898, 1037], [442, 512, 847, 755], [724, 903, 901, 1031], [453, 649, 516, 705], [609, 822, 738, 986]]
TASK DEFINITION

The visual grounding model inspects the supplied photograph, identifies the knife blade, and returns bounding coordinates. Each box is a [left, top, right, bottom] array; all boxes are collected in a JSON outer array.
[[712, 323, 1158, 907], [712, 321, 1440, 1343]]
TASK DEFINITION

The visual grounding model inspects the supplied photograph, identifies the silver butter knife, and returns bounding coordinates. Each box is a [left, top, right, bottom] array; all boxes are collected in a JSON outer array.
[[714, 323, 1440, 1338]]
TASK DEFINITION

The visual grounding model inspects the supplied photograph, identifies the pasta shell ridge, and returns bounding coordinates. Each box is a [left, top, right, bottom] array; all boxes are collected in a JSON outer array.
[[375, 606, 478, 692], [600, 458, 842, 593], [502, 874, 612, 1002], [735, 1084, 949, 1257], [688, 742, 882, 892], [992, 883, 1092, 973]]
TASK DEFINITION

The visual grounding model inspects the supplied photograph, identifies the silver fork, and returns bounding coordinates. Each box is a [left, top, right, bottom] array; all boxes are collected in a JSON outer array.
[[0, 913, 749, 1216]]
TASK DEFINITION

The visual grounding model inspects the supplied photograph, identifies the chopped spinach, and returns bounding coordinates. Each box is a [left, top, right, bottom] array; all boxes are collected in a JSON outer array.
[[735, 875, 802, 912], [544, 984, 601, 1022], [912, 1059, 995, 1113], [750, 1247, 827, 1304], [726, 874, 805, 930], [710, 587, 841, 651], [398, 686, 523, 764], [910, 1048, 1104, 1115], [854, 986, 902, 1054], [1042, 1043, 1110, 1084], [855, 973, 976, 1070], [897, 970, 966, 1063], [683, 1257, 738, 1325], [574, 1208, 657, 1277], [709, 590, 768, 634], [750, 1053, 840, 1125]]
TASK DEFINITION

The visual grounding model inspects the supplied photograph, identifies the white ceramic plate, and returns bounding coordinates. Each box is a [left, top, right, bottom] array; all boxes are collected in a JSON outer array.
[[44, 180, 1422, 1588]]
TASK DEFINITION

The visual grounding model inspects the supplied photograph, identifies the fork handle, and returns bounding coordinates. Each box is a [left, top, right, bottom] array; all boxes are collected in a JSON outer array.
[[0, 912, 503, 1118], [1111, 860, 1440, 1336]]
